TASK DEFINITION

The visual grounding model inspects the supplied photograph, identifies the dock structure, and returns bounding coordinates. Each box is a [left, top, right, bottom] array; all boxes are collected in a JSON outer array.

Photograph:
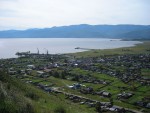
[[16, 52, 42, 58], [15, 49, 51, 58], [16, 51, 31, 57], [75, 47, 95, 51]]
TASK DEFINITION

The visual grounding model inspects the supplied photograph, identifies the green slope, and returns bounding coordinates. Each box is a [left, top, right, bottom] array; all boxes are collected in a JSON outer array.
[[0, 70, 96, 113]]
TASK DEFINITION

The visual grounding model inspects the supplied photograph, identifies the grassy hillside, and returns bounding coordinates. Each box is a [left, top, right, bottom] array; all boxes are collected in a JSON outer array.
[[0, 70, 96, 113]]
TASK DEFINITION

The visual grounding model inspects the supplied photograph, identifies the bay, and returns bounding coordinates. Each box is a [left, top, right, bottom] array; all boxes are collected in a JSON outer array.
[[0, 38, 142, 58]]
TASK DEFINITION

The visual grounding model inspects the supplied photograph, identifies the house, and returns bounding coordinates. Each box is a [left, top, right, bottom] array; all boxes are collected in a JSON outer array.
[[68, 83, 82, 89], [135, 101, 147, 107], [8, 68, 17, 75], [102, 91, 111, 97], [26, 69, 32, 75], [44, 69, 52, 73], [108, 107, 118, 111], [27, 65, 35, 69], [44, 87, 52, 92], [146, 103, 150, 108], [9, 70, 17, 75], [117, 92, 133, 99], [87, 102, 95, 107], [37, 71, 45, 76], [95, 90, 111, 97], [80, 87, 94, 94], [95, 91, 104, 95], [21, 70, 25, 74]]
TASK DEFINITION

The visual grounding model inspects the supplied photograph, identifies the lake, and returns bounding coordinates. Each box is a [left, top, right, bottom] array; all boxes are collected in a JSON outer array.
[[0, 38, 142, 58]]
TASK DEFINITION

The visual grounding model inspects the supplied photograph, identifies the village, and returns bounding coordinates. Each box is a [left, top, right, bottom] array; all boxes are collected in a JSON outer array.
[[0, 49, 150, 113]]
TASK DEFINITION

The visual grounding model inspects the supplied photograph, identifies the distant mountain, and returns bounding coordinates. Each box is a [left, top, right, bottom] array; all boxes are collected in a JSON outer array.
[[0, 24, 150, 39], [120, 29, 150, 40]]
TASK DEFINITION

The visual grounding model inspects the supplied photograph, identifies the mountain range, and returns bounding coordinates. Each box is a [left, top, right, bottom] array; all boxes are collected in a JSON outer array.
[[0, 24, 150, 40]]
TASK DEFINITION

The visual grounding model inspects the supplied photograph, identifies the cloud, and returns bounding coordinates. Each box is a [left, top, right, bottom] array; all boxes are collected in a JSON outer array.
[[0, 0, 150, 30]]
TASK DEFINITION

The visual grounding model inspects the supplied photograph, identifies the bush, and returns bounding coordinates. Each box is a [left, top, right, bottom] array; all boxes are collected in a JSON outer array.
[[25, 92, 39, 100], [54, 106, 66, 113], [0, 101, 17, 113], [25, 103, 35, 113], [0, 71, 9, 82], [95, 102, 102, 113]]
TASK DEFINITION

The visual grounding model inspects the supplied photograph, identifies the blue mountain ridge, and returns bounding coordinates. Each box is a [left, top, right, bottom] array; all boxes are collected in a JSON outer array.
[[0, 24, 150, 39]]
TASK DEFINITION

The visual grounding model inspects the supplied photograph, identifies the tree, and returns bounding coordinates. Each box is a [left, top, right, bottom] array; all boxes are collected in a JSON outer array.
[[72, 75, 79, 81], [109, 98, 113, 107], [95, 102, 102, 113], [61, 71, 67, 79], [53, 71, 60, 78]]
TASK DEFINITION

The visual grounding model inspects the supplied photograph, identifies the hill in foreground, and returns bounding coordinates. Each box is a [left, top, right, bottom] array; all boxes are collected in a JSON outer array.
[[0, 70, 96, 113]]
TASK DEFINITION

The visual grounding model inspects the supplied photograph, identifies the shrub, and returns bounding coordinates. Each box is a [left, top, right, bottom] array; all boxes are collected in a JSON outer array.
[[54, 106, 66, 113], [25, 92, 39, 100], [0, 101, 17, 113]]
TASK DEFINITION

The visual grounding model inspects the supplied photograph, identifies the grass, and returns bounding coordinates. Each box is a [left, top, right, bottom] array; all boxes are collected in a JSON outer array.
[[70, 41, 150, 58], [141, 69, 150, 77]]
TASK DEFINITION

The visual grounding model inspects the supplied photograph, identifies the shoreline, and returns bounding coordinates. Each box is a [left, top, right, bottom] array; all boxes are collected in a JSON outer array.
[[0, 39, 148, 59], [70, 41, 150, 58]]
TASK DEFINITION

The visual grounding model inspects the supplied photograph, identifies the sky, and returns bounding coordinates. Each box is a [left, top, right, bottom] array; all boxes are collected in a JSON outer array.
[[0, 0, 150, 30]]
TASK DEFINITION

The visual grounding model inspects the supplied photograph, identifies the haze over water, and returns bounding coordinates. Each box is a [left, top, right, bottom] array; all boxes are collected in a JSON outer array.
[[0, 38, 142, 58]]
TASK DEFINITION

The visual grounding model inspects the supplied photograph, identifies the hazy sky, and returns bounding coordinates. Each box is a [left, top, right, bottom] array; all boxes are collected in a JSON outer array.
[[0, 0, 150, 30]]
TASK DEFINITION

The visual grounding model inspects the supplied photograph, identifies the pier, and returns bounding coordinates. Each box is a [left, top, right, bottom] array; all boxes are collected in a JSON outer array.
[[15, 48, 51, 58], [75, 47, 96, 51]]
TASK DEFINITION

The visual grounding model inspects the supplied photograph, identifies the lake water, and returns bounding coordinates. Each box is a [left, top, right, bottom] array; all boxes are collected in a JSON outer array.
[[0, 38, 142, 58]]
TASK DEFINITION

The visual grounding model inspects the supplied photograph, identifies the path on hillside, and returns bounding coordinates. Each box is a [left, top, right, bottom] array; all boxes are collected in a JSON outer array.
[[52, 88, 143, 113]]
